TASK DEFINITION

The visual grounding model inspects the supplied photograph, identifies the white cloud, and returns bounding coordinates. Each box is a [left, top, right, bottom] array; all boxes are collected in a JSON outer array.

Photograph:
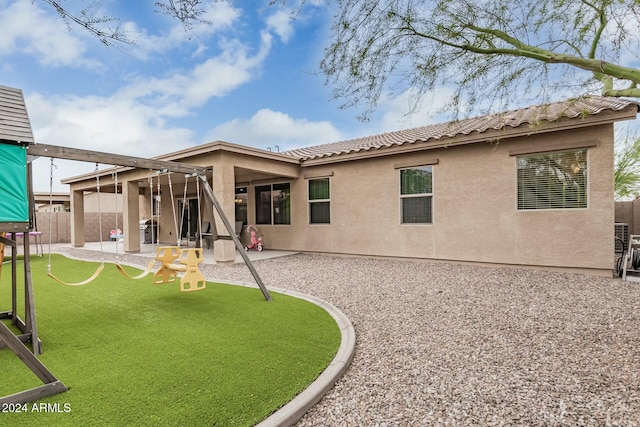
[[26, 91, 196, 192], [371, 87, 456, 133], [0, 0, 94, 67], [266, 9, 295, 43], [207, 108, 342, 151], [27, 92, 194, 154], [127, 1, 241, 58], [121, 31, 273, 115], [203, 88, 461, 155]]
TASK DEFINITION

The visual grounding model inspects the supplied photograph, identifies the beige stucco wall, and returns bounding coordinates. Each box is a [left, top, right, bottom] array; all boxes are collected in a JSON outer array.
[[254, 124, 615, 274], [63, 127, 616, 274], [82, 192, 122, 213]]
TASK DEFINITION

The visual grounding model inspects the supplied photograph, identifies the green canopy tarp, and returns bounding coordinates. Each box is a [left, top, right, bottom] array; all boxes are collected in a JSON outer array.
[[0, 143, 29, 223]]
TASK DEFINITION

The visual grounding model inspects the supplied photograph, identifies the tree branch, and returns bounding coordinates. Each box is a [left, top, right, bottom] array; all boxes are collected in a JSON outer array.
[[155, 0, 211, 30], [583, 0, 609, 59], [40, 0, 132, 46], [400, 18, 640, 93]]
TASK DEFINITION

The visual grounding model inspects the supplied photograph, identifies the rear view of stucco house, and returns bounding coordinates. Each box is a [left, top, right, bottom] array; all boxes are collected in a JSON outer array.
[[62, 96, 638, 276]]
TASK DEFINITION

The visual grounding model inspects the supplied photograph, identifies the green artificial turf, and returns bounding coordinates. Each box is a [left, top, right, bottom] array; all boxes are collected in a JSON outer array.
[[0, 254, 340, 426]]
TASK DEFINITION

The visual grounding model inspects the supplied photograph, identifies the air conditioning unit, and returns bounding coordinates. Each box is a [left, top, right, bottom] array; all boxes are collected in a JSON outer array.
[[615, 223, 629, 253]]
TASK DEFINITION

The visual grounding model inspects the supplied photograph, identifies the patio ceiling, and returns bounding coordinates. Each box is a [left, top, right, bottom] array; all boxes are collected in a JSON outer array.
[[234, 166, 293, 186]]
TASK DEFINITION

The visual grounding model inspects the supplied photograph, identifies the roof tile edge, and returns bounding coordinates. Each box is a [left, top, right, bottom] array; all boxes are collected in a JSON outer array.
[[284, 96, 639, 162]]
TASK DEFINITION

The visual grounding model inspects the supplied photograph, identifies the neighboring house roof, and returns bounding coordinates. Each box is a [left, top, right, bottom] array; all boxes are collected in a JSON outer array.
[[284, 96, 639, 161], [0, 85, 34, 145], [33, 192, 70, 205]]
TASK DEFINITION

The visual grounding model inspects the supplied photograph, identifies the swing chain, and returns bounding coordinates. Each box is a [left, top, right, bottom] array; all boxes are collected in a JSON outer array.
[[94, 163, 104, 262], [196, 176, 203, 250], [113, 169, 120, 256], [47, 158, 58, 274], [95, 163, 100, 191], [49, 158, 57, 187]]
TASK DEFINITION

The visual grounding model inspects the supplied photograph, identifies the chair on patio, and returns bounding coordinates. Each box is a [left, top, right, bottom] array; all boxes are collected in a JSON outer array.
[[201, 222, 214, 249]]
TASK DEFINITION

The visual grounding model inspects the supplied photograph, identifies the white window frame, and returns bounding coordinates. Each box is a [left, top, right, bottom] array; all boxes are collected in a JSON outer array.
[[308, 177, 331, 225], [399, 165, 434, 225]]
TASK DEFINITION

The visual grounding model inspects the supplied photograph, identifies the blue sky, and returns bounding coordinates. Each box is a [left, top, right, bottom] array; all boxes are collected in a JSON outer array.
[[0, 0, 452, 192]]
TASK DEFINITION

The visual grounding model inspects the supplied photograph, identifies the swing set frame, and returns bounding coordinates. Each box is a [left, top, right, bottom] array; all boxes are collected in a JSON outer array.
[[1, 141, 273, 406], [28, 142, 271, 299]]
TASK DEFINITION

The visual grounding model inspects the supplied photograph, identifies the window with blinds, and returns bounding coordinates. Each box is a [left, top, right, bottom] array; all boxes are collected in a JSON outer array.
[[400, 166, 433, 224], [309, 178, 330, 224], [517, 150, 587, 210]]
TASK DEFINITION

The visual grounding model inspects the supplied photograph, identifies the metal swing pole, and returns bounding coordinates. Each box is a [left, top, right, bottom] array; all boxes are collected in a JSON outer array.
[[197, 174, 272, 302]]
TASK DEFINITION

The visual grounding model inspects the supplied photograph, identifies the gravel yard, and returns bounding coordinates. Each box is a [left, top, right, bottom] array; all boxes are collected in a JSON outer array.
[[56, 247, 640, 426]]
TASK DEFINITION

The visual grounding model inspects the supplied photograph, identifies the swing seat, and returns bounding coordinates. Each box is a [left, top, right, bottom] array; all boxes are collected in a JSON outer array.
[[152, 246, 206, 292], [116, 259, 156, 280], [48, 263, 105, 286], [167, 263, 187, 272], [176, 248, 206, 292], [152, 246, 180, 284]]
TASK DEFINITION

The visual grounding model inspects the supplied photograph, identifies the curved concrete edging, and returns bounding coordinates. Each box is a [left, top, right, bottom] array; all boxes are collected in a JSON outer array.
[[215, 279, 356, 426], [255, 286, 356, 427]]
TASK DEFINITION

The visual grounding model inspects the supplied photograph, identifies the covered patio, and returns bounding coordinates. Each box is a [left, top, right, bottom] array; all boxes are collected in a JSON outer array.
[[59, 142, 300, 264]]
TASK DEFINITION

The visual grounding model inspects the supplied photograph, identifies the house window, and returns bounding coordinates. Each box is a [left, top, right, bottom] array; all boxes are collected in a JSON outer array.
[[178, 198, 200, 239], [255, 183, 291, 225], [152, 194, 161, 217], [309, 178, 330, 224], [400, 166, 433, 224], [272, 183, 291, 224], [235, 187, 248, 225], [517, 150, 587, 210]]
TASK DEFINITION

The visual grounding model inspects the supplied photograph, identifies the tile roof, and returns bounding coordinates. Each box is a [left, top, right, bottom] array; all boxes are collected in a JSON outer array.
[[284, 96, 638, 161], [0, 85, 34, 145]]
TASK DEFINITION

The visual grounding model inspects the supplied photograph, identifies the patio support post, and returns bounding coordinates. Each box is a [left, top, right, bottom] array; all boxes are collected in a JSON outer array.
[[210, 156, 236, 264], [70, 189, 85, 247], [123, 180, 140, 253]]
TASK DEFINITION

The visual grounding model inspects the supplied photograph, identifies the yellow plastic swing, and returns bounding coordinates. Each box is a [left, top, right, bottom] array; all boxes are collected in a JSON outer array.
[[47, 263, 105, 286], [46, 160, 105, 287], [115, 259, 156, 279]]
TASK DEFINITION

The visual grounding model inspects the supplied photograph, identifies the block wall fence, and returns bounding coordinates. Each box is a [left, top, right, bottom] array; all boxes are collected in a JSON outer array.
[[35, 212, 123, 244]]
